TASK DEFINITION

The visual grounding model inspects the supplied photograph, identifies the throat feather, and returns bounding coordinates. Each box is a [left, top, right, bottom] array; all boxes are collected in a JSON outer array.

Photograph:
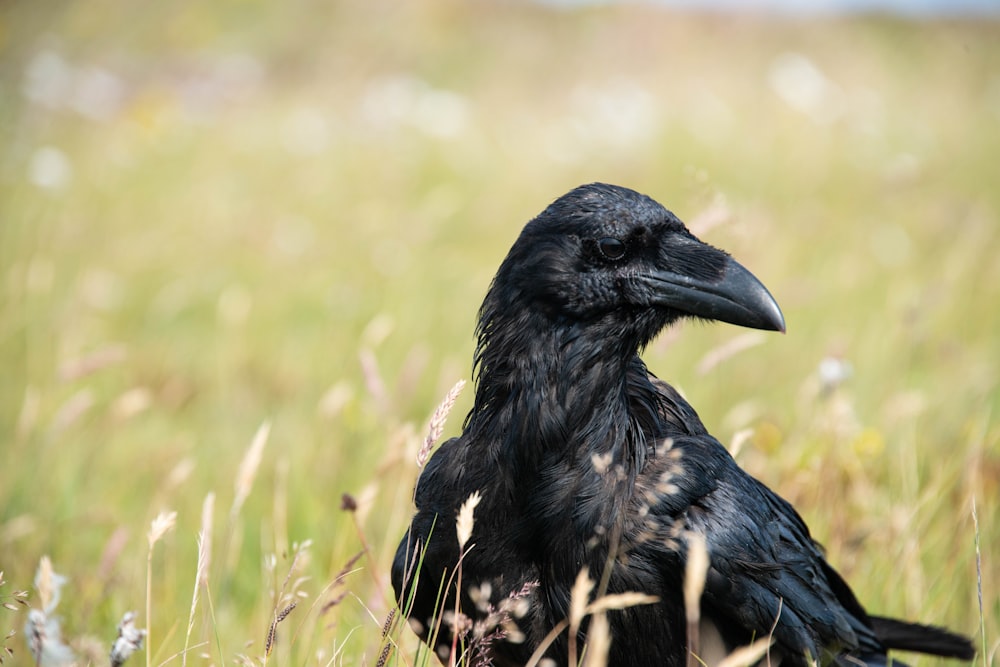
[[471, 323, 662, 486]]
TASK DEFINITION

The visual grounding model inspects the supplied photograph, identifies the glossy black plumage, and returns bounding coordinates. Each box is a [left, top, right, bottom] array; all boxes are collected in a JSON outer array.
[[392, 183, 974, 666]]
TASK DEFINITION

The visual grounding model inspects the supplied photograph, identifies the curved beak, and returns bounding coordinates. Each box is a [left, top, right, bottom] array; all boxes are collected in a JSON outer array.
[[646, 256, 786, 333]]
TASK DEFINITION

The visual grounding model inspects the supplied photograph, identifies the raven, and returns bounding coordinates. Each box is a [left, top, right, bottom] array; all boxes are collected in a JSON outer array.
[[392, 183, 974, 667]]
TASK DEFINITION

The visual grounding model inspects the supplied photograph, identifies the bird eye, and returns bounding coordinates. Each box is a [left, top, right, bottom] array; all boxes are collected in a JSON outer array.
[[597, 237, 627, 260]]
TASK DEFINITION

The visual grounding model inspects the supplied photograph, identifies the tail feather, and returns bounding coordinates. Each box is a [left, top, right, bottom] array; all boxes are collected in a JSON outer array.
[[870, 616, 976, 660]]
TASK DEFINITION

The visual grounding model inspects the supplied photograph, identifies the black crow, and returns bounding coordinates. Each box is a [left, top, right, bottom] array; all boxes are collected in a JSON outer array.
[[392, 183, 974, 667]]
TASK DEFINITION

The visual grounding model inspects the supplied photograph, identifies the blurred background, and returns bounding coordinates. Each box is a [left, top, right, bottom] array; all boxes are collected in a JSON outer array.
[[1, 1, 998, 665]]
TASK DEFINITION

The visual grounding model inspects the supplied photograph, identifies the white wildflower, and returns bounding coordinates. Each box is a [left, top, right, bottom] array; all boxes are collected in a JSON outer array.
[[109, 611, 146, 667]]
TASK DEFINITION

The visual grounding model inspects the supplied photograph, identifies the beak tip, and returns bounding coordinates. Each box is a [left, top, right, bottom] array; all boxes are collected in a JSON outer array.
[[767, 305, 787, 335], [740, 268, 785, 334]]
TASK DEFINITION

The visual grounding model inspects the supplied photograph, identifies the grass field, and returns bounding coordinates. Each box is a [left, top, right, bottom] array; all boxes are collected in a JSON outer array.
[[1, 2, 998, 665]]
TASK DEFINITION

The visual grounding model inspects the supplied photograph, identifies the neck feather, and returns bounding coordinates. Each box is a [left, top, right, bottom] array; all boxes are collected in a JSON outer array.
[[467, 308, 662, 483]]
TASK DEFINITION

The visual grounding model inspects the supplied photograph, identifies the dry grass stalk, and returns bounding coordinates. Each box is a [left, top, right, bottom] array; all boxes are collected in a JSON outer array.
[[359, 348, 388, 409], [523, 581, 657, 667], [456, 491, 482, 550], [375, 608, 396, 667], [341, 484, 388, 600], [462, 580, 538, 665], [319, 551, 365, 617], [232, 421, 271, 519], [97, 527, 130, 585], [696, 332, 767, 376], [418, 379, 466, 467], [274, 541, 313, 607], [568, 570, 594, 636], [973, 498, 987, 667], [1, 569, 29, 664], [579, 590, 658, 667], [223, 423, 270, 578], [352, 482, 379, 531], [687, 193, 732, 237], [57, 343, 127, 381], [164, 458, 196, 491], [581, 611, 610, 667], [146, 511, 176, 667], [0, 630, 13, 666], [317, 380, 353, 419], [182, 493, 214, 667], [16, 385, 40, 440], [716, 637, 773, 667], [449, 492, 484, 666], [260, 539, 313, 661], [273, 457, 290, 561], [684, 532, 709, 667], [198, 493, 215, 588], [585, 592, 658, 614], [567, 569, 595, 667], [728, 428, 754, 459], [50, 388, 95, 433], [110, 386, 153, 421]]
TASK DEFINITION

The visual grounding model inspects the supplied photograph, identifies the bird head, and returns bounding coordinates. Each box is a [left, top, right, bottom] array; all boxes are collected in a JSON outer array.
[[482, 183, 784, 351]]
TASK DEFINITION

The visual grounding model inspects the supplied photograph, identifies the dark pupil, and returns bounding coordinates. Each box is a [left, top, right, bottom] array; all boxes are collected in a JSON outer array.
[[598, 237, 626, 260]]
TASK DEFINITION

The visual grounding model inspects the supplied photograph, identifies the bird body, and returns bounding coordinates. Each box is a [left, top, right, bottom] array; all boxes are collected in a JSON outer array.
[[392, 184, 973, 667]]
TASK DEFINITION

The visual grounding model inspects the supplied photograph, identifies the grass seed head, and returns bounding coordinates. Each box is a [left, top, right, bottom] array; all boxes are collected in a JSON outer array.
[[568, 569, 594, 633], [683, 532, 709, 622], [456, 490, 482, 549], [147, 511, 177, 549], [264, 602, 297, 657], [232, 421, 271, 517], [33, 556, 66, 615], [197, 492, 215, 587], [419, 379, 466, 467]]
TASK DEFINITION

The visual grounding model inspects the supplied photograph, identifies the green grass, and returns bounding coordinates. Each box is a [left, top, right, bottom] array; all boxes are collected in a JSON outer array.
[[1, 3, 998, 665]]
